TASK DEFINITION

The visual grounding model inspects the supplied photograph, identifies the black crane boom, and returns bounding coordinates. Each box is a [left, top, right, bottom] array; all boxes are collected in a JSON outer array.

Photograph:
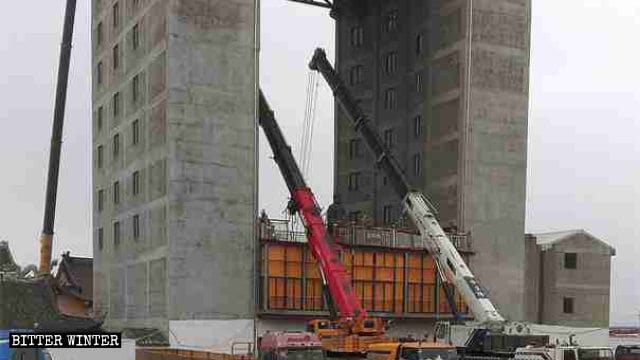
[[39, 0, 77, 274], [309, 48, 411, 200]]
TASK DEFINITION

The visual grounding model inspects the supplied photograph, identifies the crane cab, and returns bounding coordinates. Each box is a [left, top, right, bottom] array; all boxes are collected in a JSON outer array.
[[258, 331, 325, 360], [367, 341, 458, 360]]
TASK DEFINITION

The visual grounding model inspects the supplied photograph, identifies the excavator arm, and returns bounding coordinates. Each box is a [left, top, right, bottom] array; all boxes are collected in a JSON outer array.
[[309, 48, 506, 326]]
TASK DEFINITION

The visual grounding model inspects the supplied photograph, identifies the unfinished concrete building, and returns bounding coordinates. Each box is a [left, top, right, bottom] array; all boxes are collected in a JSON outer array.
[[331, 0, 531, 320], [91, 0, 258, 348], [524, 230, 615, 328]]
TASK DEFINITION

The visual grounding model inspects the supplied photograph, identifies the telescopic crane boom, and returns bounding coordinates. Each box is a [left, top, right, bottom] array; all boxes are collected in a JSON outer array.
[[39, 0, 77, 275], [259, 90, 365, 320], [308, 48, 506, 326], [259, 90, 387, 354]]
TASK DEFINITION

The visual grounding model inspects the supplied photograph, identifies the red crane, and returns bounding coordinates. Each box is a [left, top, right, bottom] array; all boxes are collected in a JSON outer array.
[[259, 91, 386, 354]]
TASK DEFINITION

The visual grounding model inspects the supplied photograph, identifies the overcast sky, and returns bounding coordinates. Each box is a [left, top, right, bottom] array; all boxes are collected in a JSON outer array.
[[0, 1, 637, 326]]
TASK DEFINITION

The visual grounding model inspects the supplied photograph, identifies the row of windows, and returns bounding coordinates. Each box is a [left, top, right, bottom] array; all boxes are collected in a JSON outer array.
[[96, 170, 141, 212], [349, 19, 424, 58], [96, 0, 142, 46], [347, 154, 421, 191], [96, 119, 141, 168], [348, 116, 423, 160], [96, 23, 142, 86], [96, 213, 141, 251], [96, 73, 142, 133], [349, 10, 401, 49], [348, 58, 423, 93]]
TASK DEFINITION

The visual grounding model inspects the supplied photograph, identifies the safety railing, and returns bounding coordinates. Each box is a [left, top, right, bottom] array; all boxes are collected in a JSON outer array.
[[258, 218, 473, 252]]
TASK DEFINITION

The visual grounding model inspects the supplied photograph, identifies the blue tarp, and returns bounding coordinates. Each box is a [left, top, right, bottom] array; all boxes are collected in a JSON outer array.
[[0, 329, 37, 360]]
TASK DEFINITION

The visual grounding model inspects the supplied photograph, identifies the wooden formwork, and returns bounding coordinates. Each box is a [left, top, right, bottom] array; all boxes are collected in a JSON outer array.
[[136, 348, 254, 360]]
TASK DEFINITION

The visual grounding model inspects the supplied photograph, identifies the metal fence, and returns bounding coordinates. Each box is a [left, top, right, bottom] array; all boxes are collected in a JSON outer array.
[[259, 218, 473, 253]]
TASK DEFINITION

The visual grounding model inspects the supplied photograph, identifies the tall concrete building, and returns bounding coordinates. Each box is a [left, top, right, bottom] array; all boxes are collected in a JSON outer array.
[[91, 0, 258, 349], [332, 0, 531, 320]]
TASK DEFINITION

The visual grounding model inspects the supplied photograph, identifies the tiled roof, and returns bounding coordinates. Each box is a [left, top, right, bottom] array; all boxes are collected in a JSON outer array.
[[56, 253, 93, 301], [530, 229, 615, 254]]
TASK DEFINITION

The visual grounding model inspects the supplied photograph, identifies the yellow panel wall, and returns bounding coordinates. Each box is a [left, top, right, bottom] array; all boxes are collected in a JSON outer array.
[[262, 242, 468, 317]]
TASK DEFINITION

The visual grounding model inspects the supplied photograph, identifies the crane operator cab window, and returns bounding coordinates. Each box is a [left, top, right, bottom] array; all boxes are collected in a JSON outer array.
[[307, 320, 339, 333], [363, 319, 376, 328], [400, 347, 458, 360]]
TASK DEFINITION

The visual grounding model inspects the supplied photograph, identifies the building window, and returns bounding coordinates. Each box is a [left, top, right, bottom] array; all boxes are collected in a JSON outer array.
[[113, 221, 121, 248], [416, 72, 423, 93], [97, 189, 104, 212], [416, 33, 423, 56], [349, 138, 360, 159], [348, 172, 360, 191], [349, 211, 362, 223], [132, 23, 140, 50], [132, 170, 140, 196], [97, 106, 103, 130], [112, 2, 119, 28], [384, 129, 394, 149], [98, 228, 104, 251], [113, 181, 120, 205], [96, 22, 103, 46], [564, 253, 577, 269], [132, 119, 140, 145], [413, 153, 422, 176], [113, 92, 120, 118], [350, 26, 364, 47], [133, 214, 140, 240], [563, 297, 574, 314], [349, 65, 363, 85], [97, 145, 104, 169], [384, 52, 397, 75], [112, 44, 119, 70], [383, 205, 393, 225], [97, 61, 103, 85], [112, 133, 120, 157], [132, 74, 140, 103], [385, 11, 398, 33], [384, 88, 397, 109], [413, 115, 422, 138]]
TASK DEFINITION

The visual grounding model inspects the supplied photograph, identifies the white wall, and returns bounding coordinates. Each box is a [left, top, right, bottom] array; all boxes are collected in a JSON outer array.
[[169, 319, 254, 354]]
